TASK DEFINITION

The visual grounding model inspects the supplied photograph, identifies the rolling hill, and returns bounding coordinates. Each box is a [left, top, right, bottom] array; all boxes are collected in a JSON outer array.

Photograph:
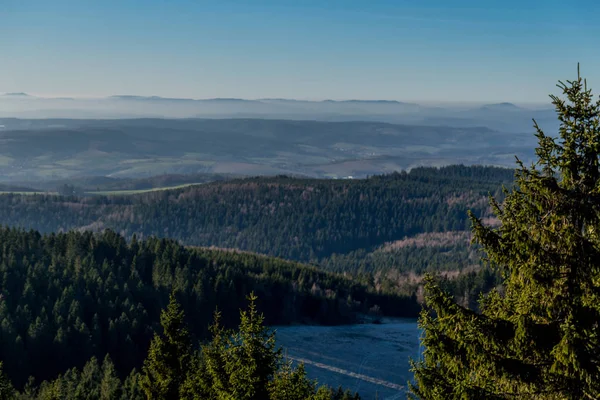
[[0, 165, 513, 265], [0, 118, 534, 181]]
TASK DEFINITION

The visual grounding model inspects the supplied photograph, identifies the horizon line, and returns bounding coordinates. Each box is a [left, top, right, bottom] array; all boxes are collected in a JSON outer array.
[[0, 93, 552, 107]]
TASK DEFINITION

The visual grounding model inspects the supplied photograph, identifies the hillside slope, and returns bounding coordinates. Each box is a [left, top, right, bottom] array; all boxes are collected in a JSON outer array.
[[0, 227, 413, 388], [0, 166, 513, 263], [0, 118, 533, 180]]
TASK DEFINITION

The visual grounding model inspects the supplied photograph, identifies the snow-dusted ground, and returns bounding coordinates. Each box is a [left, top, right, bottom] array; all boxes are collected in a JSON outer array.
[[273, 319, 420, 400]]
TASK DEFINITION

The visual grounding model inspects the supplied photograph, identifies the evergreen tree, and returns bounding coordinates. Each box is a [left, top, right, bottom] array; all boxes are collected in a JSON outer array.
[[9, 292, 361, 399], [178, 351, 213, 400], [201, 293, 281, 400], [99, 356, 121, 400], [268, 363, 316, 400], [268, 364, 359, 400], [228, 292, 281, 400], [410, 67, 600, 399], [140, 292, 192, 400], [192, 293, 354, 400], [20, 378, 38, 400], [0, 362, 14, 400], [330, 387, 361, 400], [121, 369, 144, 400]]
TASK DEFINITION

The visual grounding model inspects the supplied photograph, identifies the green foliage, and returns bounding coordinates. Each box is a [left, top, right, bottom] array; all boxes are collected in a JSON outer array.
[[199, 293, 281, 400], [29, 356, 130, 400], [100, 356, 122, 400], [140, 292, 191, 399], [190, 293, 361, 400], [267, 365, 360, 400], [0, 362, 14, 400], [268, 363, 317, 400], [330, 387, 362, 400], [167, 293, 361, 400], [410, 68, 600, 398], [12, 294, 361, 399], [0, 166, 514, 314], [121, 370, 144, 400], [0, 228, 410, 390], [0, 166, 512, 262]]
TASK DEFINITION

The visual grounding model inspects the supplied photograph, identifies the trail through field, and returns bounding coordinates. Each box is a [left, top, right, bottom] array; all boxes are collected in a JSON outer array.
[[287, 356, 406, 391]]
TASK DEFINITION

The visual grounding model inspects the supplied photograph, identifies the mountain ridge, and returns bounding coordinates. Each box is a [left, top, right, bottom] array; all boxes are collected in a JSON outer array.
[[2, 92, 548, 107]]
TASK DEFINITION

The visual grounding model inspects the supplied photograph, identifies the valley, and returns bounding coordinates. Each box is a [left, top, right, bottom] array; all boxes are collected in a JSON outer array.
[[0, 165, 509, 394], [3, 1, 597, 396], [0, 117, 535, 181]]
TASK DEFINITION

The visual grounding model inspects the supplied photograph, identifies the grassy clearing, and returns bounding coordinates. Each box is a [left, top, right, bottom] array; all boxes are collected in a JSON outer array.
[[0, 191, 57, 195], [108, 159, 215, 178], [0, 155, 14, 166], [86, 182, 203, 196], [0, 183, 204, 197]]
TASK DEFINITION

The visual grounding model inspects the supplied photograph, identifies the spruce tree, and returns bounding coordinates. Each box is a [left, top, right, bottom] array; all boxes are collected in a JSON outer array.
[[201, 292, 282, 400], [178, 351, 213, 400], [410, 66, 600, 399], [0, 362, 14, 400], [229, 292, 281, 399], [122, 369, 145, 400], [100, 355, 121, 400], [140, 292, 192, 400], [268, 363, 317, 400]]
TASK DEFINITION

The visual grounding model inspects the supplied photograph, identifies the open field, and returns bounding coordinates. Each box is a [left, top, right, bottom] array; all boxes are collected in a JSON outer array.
[[87, 182, 204, 195], [274, 320, 420, 400], [0, 191, 56, 195], [0, 183, 205, 196]]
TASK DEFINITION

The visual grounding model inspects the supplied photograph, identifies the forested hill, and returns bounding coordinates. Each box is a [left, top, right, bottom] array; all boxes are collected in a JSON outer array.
[[0, 165, 514, 263], [0, 227, 414, 388]]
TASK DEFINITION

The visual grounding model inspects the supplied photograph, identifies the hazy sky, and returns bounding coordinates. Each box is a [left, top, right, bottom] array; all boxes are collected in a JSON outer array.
[[1, 0, 599, 103]]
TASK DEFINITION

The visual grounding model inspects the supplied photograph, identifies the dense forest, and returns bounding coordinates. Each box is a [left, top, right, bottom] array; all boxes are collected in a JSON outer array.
[[323, 230, 502, 309], [0, 227, 416, 390], [0, 293, 362, 399], [0, 165, 514, 264]]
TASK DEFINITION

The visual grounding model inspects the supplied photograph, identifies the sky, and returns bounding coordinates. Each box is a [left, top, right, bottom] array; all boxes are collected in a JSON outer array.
[[1, 0, 599, 103]]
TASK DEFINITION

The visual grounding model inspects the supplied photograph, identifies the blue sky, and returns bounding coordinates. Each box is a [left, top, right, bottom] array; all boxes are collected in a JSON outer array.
[[1, 0, 599, 103]]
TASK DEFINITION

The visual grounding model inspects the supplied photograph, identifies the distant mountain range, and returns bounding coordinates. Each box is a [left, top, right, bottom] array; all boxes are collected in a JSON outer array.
[[2, 92, 31, 97], [0, 92, 536, 107], [0, 93, 555, 133], [108, 95, 417, 105], [9, 93, 533, 107]]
